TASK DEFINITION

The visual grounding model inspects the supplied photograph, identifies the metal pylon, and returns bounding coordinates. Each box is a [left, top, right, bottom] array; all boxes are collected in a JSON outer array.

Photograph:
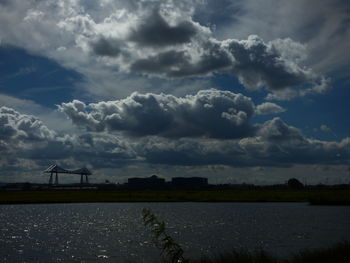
[[54, 172, 59, 185], [49, 172, 53, 185]]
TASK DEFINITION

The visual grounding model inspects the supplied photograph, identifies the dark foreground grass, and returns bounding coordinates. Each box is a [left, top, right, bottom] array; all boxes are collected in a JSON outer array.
[[142, 209, 350, 263], [141, 208, 350, 263], [0, 189, 349, 204], [189, 242, 350, 263]]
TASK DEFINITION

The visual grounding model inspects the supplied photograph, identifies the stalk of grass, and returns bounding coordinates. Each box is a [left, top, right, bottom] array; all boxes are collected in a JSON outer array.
[[142, 208, 189, 263]]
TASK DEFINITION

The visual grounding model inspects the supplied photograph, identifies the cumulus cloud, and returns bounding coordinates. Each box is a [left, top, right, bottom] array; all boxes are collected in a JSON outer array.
[[224, 36, 314, 90], [128, 41, 232, 78], [58, 90, 350, 168], [139, 118, 350, 167], [320, 124, 331, 133], [266, 76, 330, 100], [120, 33, 328, 98], [1, 106, 350, 181], [0, 0, 330, 99], [0, 106, 60, 170], [128, 9, 198, 47], [213, 0, 350, 80], [59, 89, 257, 139], [257, 117, 304, 142], [256, 102, 285, 115], [0, 93, 76, 133], [91, 37, 123, 57], [0, 106, 55, 141], [0, 106, 137, 174], [60, 90, 290, 138], [242, 118, 350, 165], [2, 0, 350, 182]]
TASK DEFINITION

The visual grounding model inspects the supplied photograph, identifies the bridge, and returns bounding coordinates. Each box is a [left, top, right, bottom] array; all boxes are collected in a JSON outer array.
[[44, 164, 92, 185]]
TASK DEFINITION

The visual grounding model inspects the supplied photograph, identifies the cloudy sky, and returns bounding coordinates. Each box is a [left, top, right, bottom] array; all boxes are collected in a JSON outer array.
[[1, 0, 350, 184]]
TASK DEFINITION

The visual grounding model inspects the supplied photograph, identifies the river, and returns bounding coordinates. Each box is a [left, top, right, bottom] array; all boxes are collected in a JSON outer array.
[[0, 202, 349, 262]]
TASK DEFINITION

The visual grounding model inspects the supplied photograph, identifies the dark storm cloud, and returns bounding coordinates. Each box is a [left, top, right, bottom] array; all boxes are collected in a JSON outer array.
[[225, 36, 311, 90], [128, 9, 198, 47], [130, 50, 190, 75], [242, 118, 350, 165], [2, 106, 350, 174], [139, 118, 350, 167], [0, 106, 136, 171], [128, 35, 326, 97], [130, 41, 232, 77], [19, 132, 137, 168], [139, 137, 246, 166], [91, 37, 122, 57], [59, 89, 257, 139]]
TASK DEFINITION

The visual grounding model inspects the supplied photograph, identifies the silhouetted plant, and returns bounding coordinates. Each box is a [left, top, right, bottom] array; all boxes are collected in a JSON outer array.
[[142, 209, 350, 263], [142, 208, 189, 263]]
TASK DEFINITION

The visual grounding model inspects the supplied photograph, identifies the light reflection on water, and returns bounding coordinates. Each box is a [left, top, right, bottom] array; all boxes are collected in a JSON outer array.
[[0, 202, 349, 262]]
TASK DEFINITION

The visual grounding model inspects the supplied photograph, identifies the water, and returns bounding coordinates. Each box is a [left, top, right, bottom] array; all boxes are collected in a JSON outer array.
[[0, 202, 349, 262]]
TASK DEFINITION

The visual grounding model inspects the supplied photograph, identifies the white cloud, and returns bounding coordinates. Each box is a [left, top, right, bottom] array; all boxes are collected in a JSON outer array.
[[213, 0, 350, 79], [57, 90, 350, 167], [0, 106, 137, 177], [1, 105, 350, 183], [256, 102, 285, 115], [0, 94, 75, 133], [0, 0, 330, 99], [0, 106, 55, 141], [59, 89, 257, 138], [320, 124, 332, 133]]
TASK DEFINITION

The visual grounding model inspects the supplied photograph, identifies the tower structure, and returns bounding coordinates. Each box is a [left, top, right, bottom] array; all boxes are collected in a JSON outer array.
[[44, 165, 92, 185]]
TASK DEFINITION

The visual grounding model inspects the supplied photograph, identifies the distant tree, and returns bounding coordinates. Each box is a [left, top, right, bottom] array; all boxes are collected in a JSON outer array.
[[287, 178, 304, 189]]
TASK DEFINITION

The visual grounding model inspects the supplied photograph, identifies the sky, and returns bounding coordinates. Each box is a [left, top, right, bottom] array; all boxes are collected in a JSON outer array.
[[1, 0, 350, 184]]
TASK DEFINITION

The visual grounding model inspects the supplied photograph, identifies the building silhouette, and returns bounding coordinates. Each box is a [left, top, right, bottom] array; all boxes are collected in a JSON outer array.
[[128, 175, 166, 188]]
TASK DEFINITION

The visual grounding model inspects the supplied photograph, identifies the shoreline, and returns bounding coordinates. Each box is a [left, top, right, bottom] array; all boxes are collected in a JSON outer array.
[[1, 189, 349, 205]]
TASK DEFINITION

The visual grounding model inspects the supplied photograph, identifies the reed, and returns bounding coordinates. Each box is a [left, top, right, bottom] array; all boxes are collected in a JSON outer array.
[[142, 209, 350, 263]]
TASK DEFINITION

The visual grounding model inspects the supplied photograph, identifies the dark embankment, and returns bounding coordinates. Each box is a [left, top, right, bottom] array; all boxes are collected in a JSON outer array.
[[189, 242, 350, 263], [308, 195, 350, 205], [1, 189, 349, 204]]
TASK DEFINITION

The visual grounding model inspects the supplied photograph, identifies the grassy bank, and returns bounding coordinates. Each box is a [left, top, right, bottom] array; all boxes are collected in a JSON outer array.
[[141, 208, 350, 263], [188, 242, 350, 263], [142, 209, 350, 263], [1, 188, 349, 204]]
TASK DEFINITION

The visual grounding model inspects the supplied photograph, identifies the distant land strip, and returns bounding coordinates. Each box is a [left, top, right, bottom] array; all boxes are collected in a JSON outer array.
[[0, 189, 349, 205]]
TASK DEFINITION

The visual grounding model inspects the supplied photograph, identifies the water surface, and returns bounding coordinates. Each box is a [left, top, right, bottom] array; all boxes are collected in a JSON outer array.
[[0, 202, 349, 262]]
